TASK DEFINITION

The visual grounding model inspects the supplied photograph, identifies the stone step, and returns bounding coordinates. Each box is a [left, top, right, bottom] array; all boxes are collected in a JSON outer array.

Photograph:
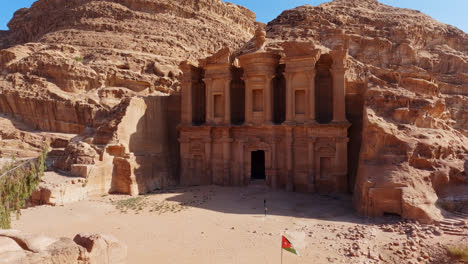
[[440, 220, 465, 226], [440, 226, 463, 233], [443, 231, 467, 236], [453, 211, 468, 218], [47, 148, 66, 157], [441, 216, 466, 223], [438, 221, 460, 226]]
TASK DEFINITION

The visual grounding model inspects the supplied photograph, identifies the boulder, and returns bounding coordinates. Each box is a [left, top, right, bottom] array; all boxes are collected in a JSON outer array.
[[0, 230, 127, 264]]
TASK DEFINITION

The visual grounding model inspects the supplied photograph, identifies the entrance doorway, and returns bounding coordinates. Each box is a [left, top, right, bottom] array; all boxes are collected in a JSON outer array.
[[251, 150, 265, 180]]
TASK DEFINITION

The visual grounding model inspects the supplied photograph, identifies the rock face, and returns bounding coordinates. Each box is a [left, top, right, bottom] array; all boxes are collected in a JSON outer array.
[[0, 0, 255, 195], [0, 230, 127, 264], [0, 0, 256, 133], [258, 0, 468, 221], [1, 0, 467, 222]]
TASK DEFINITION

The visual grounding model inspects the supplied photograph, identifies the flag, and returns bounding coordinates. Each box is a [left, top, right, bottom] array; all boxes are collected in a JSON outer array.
[[281, 235, 299, 256]]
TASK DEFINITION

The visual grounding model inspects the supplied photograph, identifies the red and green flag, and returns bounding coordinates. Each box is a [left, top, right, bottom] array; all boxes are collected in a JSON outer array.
[[281, 235, 299, 256]]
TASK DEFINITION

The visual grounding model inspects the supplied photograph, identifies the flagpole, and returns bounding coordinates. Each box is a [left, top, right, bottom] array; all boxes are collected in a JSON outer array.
[[281, 247, 283, 264], [281, 241, 283, 264]]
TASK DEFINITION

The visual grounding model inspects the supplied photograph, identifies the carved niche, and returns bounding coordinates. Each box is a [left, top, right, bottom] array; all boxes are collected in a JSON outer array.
[[315, 138, 336, 156]]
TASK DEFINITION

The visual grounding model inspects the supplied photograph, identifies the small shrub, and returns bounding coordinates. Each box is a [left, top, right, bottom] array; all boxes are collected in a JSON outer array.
[[113, 197, 146, 213], [73, 56, 83, 62], [0, 148, 47, 229], [448, 245, 468, 262]]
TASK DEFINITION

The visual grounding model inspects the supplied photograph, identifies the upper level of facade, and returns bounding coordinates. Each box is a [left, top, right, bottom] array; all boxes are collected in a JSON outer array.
[[179, 29, 350, 129]]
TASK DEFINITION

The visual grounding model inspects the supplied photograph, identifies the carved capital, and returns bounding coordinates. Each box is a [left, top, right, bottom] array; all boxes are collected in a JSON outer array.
[[335, 137, 349, 143], [330, 67, 346, 76], [330, 48, 348, 71], [178, 137, 191, 144], [283, 72, 295, 81]]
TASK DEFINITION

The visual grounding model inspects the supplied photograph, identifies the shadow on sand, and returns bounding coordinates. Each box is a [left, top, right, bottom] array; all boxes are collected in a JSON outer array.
[[158, 184, 397, 226]]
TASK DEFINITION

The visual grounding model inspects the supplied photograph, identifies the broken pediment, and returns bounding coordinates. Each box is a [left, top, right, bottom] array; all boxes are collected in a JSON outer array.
[[282, 41, 321, 59], [205, 47, 232, 65]]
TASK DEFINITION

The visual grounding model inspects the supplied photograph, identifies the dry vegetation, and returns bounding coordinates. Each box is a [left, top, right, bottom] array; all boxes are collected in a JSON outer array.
[[448, 245, 468, 262]]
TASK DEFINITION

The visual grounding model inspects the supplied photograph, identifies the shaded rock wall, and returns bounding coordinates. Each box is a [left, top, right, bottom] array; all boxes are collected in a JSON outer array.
[[0, 91, 99, 133], [55, 95, 181, 196], [259, 0, 468, 222]]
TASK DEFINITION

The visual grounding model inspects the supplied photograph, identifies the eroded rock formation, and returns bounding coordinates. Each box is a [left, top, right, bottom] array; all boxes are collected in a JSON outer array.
[[0, 0, 467, 222], [256, 0, 468, 222], [0, 0, 256, 133], [0, 0, 255, 198], [0, 230, 127, 264]]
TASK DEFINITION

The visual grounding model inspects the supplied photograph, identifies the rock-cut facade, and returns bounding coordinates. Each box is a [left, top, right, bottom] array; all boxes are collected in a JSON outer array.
[[178, 31, 351, 193]]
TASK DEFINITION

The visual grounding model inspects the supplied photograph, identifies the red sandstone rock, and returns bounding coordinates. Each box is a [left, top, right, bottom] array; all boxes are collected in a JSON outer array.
[[0, 0, 255, 133], [261, 0, 468, 222], [0, 230, 127, 264], [0, 0, 467, 223]]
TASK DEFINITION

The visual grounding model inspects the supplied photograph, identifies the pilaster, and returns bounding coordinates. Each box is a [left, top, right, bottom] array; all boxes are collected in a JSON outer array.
[[307, 136, 316, 192], [306, 70, 317, 124], [204, 78, 214, 124], [330, 47, 348, 123], [179, 61, 201, 126], [283, 72, 295, 125], [285, 127, 294, 192], [224, 78, 232, 124]]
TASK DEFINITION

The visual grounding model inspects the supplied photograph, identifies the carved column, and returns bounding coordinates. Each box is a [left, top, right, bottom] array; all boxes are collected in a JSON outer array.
[[203, 136, 212, 184], [204, 78, 214, 124], [179, 61, 201, 126], [330, 48, 348, 123], [284, 73, 295, 125], [286, 128, 294, 192], [307, 70, 317, 123], [244, 79, 253, 124], [335, 137, 349, 192], [307, 135, 316, 193], [222, 129, 232, 186], [264, 76, 275, 124], [271, 138, 279, 189], [178, 136, 191, 185], [224, 79, 232, 124]]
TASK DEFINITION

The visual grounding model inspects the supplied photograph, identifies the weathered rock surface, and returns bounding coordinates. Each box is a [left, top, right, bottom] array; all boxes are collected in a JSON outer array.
[[1, 0, 467, 222], [0, 0, 255, 197], [0, 230, 127, 264], [255, 0, 468, 221], [0, 0, 255, 133], [30, 171, 89, 206], [0, 114, 75, 158]]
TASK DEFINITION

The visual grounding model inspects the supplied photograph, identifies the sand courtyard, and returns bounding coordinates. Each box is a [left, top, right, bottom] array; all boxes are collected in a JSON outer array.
[[13, 184, 465, 264]]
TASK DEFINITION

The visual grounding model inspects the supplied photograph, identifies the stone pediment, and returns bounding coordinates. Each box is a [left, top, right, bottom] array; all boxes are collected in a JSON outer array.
[[282, 41, 321, 59], [206, 47, 232, 65]]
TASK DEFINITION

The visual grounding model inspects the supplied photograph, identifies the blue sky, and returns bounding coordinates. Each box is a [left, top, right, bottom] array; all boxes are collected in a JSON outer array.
[[1, 0, 467, 33]]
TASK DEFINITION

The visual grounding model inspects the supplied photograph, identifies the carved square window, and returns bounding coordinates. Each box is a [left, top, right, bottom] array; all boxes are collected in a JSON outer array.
[[214, 94, 224, 118], [253, 89, 263, 112], [295, 90, 306, 115]]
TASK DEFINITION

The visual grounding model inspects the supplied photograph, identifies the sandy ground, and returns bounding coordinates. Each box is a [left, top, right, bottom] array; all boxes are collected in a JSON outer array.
[[13, 184, 467, 264]]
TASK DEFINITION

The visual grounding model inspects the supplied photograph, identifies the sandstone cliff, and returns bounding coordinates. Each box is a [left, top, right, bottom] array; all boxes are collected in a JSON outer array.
[[256, 0, 468, 221], [0, 0, 256, 198], [0, 0, 255, 133], [1, 0, 467, 222]]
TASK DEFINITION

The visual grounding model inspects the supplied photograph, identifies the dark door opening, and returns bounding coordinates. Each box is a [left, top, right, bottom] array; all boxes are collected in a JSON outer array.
[[251, 150, 265, 180]]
